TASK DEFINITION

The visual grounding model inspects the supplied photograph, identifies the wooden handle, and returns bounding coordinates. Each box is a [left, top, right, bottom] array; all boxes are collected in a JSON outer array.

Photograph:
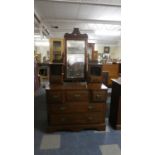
[[52, 95, 59, 99], [74, 94, 81, 98], [88, 105, 93, 109], [88, 117, 93, 120], [60, 107, 66, 110]]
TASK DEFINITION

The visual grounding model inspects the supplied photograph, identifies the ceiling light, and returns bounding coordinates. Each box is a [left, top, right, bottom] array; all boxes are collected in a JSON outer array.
[[95, 30, 120, 36], [34, 41, 49, 47], [51, 26, 59, 29]]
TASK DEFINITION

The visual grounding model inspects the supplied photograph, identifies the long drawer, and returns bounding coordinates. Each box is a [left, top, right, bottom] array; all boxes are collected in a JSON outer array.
[[48, 103, 106, 114], [66, 90, 88, 102], [49, 112, 104, 125]]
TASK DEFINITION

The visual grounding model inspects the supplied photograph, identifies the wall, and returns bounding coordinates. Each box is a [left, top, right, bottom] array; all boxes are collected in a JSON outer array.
[[95, 43, 121, 59]]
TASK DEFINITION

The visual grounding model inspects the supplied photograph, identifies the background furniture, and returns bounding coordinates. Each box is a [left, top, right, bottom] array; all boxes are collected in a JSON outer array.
[[102, 71, 109, 86], [50, 38, 64, 63], [109, 79, 121, 130], [92, 50, 98, 61], [102, 64, 120, 86], [38, 63, 50, 82]]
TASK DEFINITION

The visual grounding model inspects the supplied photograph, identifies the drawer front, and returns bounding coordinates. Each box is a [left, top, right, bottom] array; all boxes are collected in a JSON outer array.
[[89, 76, 103, 83], [92, 91, 107, 102], [47, 91, 63, 103], [49, 114, 86, 125], [48, 112, 104, 125], [48, 103, 106, 114], [87, 103, 106, 112], [85, 112, 104, 124], [48, 104, 88, 114], [66, 91, 88, 102]]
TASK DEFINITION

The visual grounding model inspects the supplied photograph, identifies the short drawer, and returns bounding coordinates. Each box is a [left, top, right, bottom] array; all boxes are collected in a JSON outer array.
[[85, 112, 104, 124], [87, 103, 106, 112], [66, 91, 88, 102], [92, 91, 107, 102], [47, 91, 63, 103]]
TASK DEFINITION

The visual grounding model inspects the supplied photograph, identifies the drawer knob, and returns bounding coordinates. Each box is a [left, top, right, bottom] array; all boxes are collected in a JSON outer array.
[[96, 94, 102, 99], [60, 107, 66, 110], [52, 95, 59, 99], [88, 105, 93, 109], [88, 117, 93, 120], [74, 94, 81, 98], [61, 118, 66, 122]]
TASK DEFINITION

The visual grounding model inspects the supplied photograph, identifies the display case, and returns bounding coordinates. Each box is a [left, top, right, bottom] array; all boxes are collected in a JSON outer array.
[[50, 38, 64, 63], [64, 28, 88, 81]]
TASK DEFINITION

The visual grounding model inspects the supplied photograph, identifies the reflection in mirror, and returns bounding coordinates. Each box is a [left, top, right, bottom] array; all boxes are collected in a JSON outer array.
[[66, 40, 85, 79]]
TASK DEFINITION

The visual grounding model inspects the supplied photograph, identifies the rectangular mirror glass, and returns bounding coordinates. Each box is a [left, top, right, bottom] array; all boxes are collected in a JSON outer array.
[[66, 40, 85, 79]]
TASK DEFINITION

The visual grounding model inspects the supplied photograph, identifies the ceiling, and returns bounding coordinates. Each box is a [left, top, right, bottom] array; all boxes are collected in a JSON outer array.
[[34, 0, 121, 45]]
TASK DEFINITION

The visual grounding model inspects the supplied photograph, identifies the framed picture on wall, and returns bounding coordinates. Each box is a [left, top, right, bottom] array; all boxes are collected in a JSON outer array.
[[104, 46, 110, 53]]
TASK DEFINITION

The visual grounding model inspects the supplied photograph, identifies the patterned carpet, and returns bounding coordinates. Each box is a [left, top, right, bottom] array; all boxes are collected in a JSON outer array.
[[34, 87, 121, 155]]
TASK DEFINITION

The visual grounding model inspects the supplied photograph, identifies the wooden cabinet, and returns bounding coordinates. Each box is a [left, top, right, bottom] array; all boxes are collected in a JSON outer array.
[[46, 83, 108, 132], [46, 28, 108, 132], [102, 64, 119, 86], [109, 79, 121, 130], [50, 38, 64, 63]]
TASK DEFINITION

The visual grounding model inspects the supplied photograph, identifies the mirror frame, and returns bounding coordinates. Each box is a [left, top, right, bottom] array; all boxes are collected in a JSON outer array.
[[64, 28, 88, 81]]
